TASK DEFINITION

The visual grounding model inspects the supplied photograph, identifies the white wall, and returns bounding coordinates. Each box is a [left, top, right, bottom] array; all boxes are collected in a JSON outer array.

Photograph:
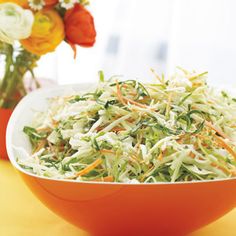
[[35, 0, 236, 88], [168, 0, 236, 87]]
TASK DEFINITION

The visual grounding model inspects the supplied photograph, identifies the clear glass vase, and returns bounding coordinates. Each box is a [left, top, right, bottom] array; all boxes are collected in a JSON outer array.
[[0, 42, 40, 109]]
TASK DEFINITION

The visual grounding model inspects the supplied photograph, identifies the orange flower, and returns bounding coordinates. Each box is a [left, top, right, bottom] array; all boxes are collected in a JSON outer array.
[[45, 0, 58, 6], [64, 3, 96, 54], [0, 0, 28, 8], [21, 9, 65, 56]]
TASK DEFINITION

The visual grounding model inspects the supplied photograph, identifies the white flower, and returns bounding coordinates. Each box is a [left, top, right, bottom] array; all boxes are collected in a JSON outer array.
[[59, 0, 77, 10], [28, 0, 45, 11], [0, 3, 34, 44]]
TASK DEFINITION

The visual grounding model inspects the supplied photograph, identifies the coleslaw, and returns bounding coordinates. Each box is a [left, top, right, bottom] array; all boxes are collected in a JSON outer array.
[[17, 69, 236, 183]]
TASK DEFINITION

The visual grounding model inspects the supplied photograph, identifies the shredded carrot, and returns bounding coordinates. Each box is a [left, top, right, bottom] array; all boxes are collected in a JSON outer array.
[[192, 82, 204, 87], [126, 118, 135, 123], [76, 158, 103, 177], [116, 81, 126, 105], [129, 92, 138, 96], [214, 135, 236, 160], [205, 121, 230, 140], [51, 119, 59, 126], [58, 144, 65, 151], [111, 126, 126, 132], [157, 152, 163, 161], [116, 80, 152, 109], [162, 149, 168, 156], [189, 152, 195, 159], [231, 170, 236, 177], [176, 134, 185, 144], [177, 139, 183, 144], [196, 134, 209, 145], [121, 84, 129, 89], [33, 140, 46, 154], [95, 126, 104, 131], [211, 162, 233, 175], [130, 154, 139, 162], [93, 176, 114, 182], [99, 149, 115, 154], [124, 97, 151, 109]]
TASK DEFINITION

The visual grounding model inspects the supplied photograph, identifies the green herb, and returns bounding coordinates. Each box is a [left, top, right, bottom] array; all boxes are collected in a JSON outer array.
[[19, 69, 236, 183]]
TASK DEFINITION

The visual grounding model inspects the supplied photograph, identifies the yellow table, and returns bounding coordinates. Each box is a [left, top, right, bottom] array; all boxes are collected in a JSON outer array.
[[1, 160, 236, 236]]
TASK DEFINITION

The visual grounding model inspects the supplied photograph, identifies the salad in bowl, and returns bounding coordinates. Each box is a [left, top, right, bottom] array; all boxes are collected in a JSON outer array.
[[16, 69, 236, 183], [6, 69, 236, 236]]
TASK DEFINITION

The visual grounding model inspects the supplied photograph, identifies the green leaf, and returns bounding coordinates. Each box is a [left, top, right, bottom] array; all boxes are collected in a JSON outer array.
[[98, 70, 105, 82], [23, 126, 46, 140], [23, 126, 47, 147]]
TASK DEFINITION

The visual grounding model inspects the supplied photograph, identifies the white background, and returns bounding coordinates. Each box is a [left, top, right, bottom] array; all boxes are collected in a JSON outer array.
[[35, 0, 236, 88]]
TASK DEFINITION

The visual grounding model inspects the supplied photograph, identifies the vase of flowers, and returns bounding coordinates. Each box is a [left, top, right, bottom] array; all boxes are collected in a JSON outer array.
[[0, 0, 96, 159]]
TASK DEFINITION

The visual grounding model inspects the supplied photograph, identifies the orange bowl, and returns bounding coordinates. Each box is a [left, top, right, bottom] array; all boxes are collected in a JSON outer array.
[[0, 108, 12, 160], [6, 85, 236, 236]]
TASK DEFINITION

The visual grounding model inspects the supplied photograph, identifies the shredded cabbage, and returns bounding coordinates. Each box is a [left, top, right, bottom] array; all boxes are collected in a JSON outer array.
[[17, 69, 236, 183]]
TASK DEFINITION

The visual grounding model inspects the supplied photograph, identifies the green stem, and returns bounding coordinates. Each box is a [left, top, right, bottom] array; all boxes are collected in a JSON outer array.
[[0, 44, 13, 106], [0, 46, 40, 109]]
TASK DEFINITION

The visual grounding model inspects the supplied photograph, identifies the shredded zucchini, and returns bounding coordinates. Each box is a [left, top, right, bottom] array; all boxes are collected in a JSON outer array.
[[16, 69, 236, 183]]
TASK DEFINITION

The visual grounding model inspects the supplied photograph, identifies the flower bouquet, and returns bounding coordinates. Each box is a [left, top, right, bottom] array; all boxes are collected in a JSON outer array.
[[0, 0, 96, 159]]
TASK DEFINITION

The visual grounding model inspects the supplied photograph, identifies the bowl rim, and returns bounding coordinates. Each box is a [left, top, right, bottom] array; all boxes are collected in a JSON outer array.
[[6, 84, 236, 186]]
